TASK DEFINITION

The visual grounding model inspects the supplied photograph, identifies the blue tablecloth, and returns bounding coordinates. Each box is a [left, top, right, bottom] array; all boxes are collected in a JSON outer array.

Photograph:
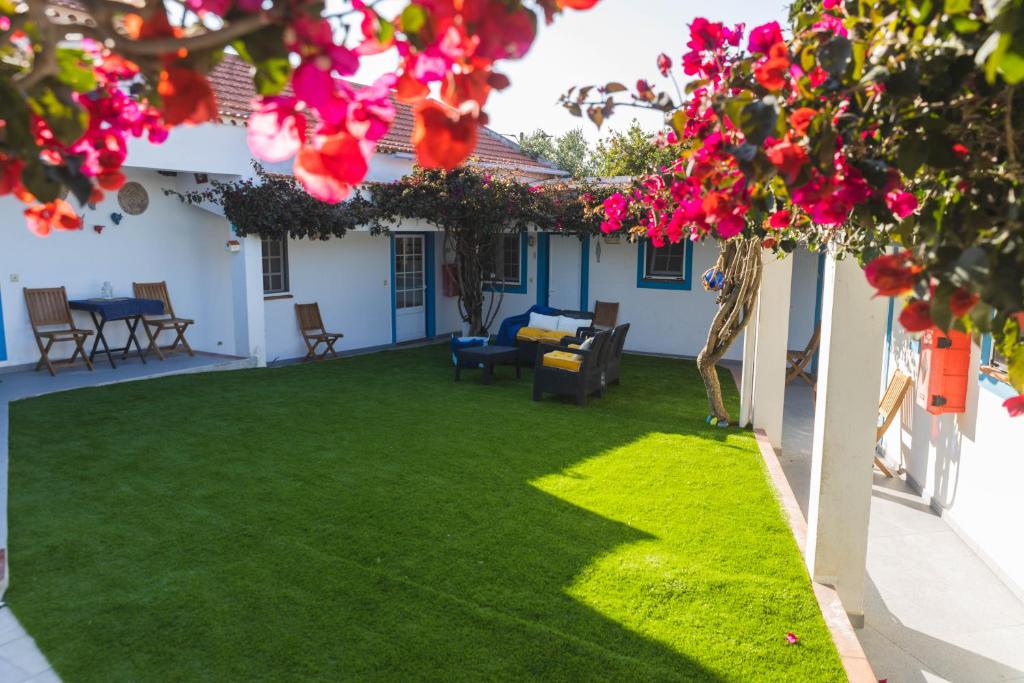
[[69, 297, 164, 321]]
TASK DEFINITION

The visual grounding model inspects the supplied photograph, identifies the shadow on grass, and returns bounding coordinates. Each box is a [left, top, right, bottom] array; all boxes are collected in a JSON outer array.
[[6, 347, 839, 682]]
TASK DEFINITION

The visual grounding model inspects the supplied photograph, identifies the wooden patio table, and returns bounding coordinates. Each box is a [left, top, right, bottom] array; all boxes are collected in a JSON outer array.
[[69, 297, 165, 369]]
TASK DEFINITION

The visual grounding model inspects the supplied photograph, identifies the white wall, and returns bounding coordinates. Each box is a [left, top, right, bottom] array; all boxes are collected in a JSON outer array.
[[0, 169, 238, 368], [879, 321, 1024, 596], [587, 238, 744, 360], [788, 248, 821, 352]]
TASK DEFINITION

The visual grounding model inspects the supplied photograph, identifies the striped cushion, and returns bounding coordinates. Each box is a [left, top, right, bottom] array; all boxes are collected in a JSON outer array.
[[543, 350, 583, 373]]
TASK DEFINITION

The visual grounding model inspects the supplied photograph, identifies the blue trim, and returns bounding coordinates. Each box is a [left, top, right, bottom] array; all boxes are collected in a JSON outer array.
[[811, 252, 826, 376], [536, 233, 550, 307], [389, 235, 397, 344], [883, 296, 895, 382], [424, 232, 436, 338], [636, 240, 693, 290], [0, 286, 7, 362], [980, 334, 1018, 400], [483, 232, 528, 295], [580, 235, 591, 311]]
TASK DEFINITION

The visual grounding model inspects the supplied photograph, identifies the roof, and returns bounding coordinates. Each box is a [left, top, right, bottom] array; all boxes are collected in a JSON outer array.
[[207, 55, 565, 176]]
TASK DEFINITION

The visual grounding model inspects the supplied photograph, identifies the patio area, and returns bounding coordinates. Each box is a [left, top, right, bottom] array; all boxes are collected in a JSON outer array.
[[1, 347, 847, 682], [780, 384, 1024, 682]]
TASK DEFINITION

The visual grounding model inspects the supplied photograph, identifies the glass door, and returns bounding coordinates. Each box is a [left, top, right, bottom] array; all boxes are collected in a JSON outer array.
[[394, 234, 426, 342]]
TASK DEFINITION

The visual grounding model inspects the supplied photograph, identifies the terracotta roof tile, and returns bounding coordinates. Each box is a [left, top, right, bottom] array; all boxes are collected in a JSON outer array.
[[207, 55, 564, 175]]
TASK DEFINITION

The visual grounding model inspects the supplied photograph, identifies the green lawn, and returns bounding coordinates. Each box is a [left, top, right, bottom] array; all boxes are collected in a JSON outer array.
[[8, 346, 844, 682]]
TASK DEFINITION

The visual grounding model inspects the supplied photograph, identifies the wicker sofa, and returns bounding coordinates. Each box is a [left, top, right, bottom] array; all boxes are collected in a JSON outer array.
[[495, 305, 594, 366]]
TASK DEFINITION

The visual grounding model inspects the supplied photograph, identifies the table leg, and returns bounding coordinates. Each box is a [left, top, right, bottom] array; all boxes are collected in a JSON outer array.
[[89, 312, 117, 369], [482, 362, 493, 385], [123, 316, 147, 364], [515, 356, 521, 379], [454, 361, 461, 382]]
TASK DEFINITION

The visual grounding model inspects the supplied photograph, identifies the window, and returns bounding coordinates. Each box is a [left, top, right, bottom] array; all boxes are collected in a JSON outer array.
[[483, 234, 522, 287], [990, 346, 1008, 373], [644, 241, 687, 280], [262, 237, 289, 294]]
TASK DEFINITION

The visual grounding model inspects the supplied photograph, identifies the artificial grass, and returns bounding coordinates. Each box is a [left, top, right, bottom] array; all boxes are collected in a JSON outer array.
[[8, 347, 845, 682]]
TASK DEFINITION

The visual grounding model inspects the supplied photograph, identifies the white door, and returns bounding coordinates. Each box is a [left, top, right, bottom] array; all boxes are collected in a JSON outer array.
[[548, 235, 581, 310], [394, 234, 426, 342]]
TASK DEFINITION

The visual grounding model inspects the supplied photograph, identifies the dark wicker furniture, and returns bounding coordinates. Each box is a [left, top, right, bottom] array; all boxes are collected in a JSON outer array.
[[455, 345, 520, 384], [532, 330, 612, 407], [604, 323, 631, 385]]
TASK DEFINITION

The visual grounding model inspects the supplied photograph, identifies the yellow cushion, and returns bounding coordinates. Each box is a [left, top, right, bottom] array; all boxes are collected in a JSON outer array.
[[543, 350, 582, 373], [516, 327, 570, 343], [567, 343, 582, 350]]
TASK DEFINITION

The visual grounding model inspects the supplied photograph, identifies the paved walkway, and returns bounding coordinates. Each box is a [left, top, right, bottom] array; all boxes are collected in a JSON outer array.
[[782, 384, 1024, 682], [0, 352, 253, 682]]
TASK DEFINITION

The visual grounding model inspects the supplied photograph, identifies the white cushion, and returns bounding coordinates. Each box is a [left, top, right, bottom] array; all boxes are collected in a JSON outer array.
[[556, 316, 586, 333], [529, 312, 561, 330], [579, 336, 594, 351]]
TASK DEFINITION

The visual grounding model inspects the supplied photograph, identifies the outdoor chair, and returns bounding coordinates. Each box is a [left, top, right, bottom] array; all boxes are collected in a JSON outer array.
[[23, 286, 94, 376], [133, 281, 194, 359], [591, 301, 619, 332], [786, 325, 821, 394], [875, 371, 913, 477], [532, 329, 611, 407], [296, 302, 344, 361], [603, 323, 631, 385]]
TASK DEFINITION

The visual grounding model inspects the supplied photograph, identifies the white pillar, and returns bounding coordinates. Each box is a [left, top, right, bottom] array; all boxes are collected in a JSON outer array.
[[231, 234, 267, 367], [739, 306, 757, 428], [805, 253, 887, 619], [750, 254, 793, 448]]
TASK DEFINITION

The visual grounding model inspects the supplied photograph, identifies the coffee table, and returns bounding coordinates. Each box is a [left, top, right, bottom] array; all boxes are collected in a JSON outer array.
[[454, 345, 520, 384]]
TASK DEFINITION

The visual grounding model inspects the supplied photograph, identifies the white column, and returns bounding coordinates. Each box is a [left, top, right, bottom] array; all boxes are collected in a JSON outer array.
[[739, 305, 757, 428], [750, 254, 793, 448], [231, 234, 267, 367], [805, 253, 887, 619]]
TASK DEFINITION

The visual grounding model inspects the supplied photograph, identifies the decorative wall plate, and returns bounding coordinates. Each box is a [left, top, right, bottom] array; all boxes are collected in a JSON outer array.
[[117, 181, 149, 215]]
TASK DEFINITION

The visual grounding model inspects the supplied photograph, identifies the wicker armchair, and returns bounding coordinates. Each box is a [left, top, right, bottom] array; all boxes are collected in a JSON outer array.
[[604, 323, 631, 385], [532, 329, 612, 407]]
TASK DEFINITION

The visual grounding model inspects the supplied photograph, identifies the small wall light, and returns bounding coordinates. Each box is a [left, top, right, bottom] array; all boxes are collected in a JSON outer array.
[[225, 239, 241, 253]]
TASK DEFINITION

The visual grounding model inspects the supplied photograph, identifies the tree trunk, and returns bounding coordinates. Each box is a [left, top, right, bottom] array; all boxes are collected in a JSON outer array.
[[696, 237, 764, 425]]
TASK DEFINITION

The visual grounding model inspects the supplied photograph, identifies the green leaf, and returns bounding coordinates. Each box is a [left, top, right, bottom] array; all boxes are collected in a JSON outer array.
[[944, 0, 971, 14], [738, 98, 779, 147], [401, 4, 427, 34], [28, 85, 86, 146], [55, 49, 97, 93], [1009, 345, 1024, 392], [20, 159, 61, 203], [817, 36, 852, 78], [254, 57, 291, 96]]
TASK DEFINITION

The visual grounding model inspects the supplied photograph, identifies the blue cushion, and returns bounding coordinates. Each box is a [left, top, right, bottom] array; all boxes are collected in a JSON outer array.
[[450, 335, 488, 366]]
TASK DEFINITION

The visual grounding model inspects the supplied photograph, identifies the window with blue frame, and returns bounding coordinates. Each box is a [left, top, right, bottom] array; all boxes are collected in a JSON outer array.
[[980, 334, 1016, 400], [483, 233, 522, 288], [637, 240, 692, 290]]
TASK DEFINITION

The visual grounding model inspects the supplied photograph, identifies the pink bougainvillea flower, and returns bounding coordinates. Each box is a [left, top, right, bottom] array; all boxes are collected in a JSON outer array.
[[789, 107, 817, 135], [347, 74, 397, 142], [474, 2, 537, 61], [157, 65, 217, 126], [293, 133, 369, 204], [885, 190, 918, 219], [748, 21, 783, 54], [687, 18, 725, 52], [248, 96, 308, 163], [24, 199, 82, 237], [716, 213, 745, 238], [766, 137, 808, 184], [292, 59, 336, 114], [185, 0, 231, 16], [864, 251, 922, 297], [785, 632, 799, 645], [952, 143, 970, 159], [768, 209, 791, 229], [1004, 394, 1024, 418], [948, 288, 980, 317], [823, 0, 841, 8], [723, 22, 745, 47], [812, 12, 848, 37], [899, 299, 934, 332], [755, 42, 789, 91], [412, 100, 479, 170], [657, 53, 672, 77]]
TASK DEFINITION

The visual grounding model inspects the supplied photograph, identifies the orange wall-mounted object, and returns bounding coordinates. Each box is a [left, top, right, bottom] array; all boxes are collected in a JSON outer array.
[[916, 327, 971, 415]]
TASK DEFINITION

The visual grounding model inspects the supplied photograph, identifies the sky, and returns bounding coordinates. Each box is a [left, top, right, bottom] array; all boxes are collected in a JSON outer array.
[[337, 0, 790, 145]]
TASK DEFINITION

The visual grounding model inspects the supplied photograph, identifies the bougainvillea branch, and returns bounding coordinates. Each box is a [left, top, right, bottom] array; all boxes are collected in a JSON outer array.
[[0, 0, 600, 236], [565, 0, 1024, 416]]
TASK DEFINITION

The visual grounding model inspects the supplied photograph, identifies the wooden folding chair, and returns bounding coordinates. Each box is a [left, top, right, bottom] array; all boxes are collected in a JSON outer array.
[[133, 281, 194, 360], [786, 325, 821, 394], [23, 287, 94, 376], [875, 371, 913, 477], [296, 303, 344, 361], [592, 301, 619, 331]]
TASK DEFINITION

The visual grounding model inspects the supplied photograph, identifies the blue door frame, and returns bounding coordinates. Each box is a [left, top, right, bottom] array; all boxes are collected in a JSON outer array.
[[390, 232, 436, 344], [0, 287, 6, 361]]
